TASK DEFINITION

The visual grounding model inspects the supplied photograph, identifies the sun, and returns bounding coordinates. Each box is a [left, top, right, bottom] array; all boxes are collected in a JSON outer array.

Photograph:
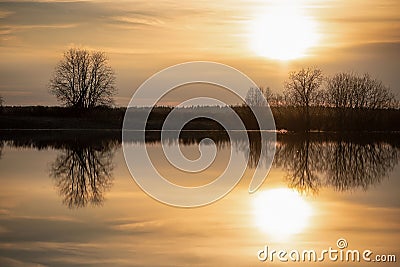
[[249, 6, 318, 60], [252, 188, 313, 240]]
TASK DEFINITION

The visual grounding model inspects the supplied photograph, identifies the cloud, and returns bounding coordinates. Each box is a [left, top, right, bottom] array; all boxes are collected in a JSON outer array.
[[1, 2, 112, 31], [110, 219, 165, 234], [0, 23, 77, 34], [110, 16, 166, 28], [0, 0, 212, 49], [0, 0, 399, 106], [0, 257, 48, 267]]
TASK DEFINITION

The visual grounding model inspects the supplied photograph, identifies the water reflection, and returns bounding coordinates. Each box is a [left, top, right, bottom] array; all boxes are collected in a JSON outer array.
[[324, 140, 399, 191], [274, 136, 322, 194], [273, 134, 399, 194], [0, 131, 118, 208], [252, 188, 312, 240], [50, 143, 115, 208], [1, 130, 399, 205], [0, 140, 3, 159], [0, 130, 399, 266]]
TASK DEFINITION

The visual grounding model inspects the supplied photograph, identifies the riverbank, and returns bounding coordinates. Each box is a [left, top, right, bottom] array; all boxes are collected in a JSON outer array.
[[1, 106, 399, 132]]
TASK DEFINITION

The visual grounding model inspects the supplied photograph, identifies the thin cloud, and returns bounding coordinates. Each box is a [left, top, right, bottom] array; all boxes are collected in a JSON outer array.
[[1, 23, 78, 32], [110, 15, 166, 28]]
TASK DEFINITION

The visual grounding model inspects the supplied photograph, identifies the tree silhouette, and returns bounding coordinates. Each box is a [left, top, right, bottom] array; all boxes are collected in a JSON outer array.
[[50, 144, 115, 208], [284, 67, 324, 131], [49, 48, 116, 109], [245, 86, 283, 107], [325, 72, 396, 130]]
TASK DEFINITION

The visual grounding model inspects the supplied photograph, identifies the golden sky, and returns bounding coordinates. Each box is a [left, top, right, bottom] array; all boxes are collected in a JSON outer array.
[[0, 0, 399, 106]]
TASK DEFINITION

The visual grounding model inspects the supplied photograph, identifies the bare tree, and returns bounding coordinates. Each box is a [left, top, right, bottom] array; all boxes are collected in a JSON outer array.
[[326, 72, 396, 109], [284, 67, 324, 130], [245, 86, 284, 107], [270, 91, 285, 107], [325, 72, 396, 129], [245, 87, 267, 107], [49, 48, 116, 109]]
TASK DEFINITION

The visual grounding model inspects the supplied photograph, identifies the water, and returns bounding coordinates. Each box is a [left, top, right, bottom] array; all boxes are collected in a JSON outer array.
[[0, 131, 399, 266]]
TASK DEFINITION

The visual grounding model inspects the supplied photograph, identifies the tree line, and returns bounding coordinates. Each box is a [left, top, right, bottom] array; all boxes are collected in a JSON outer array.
[[246, 66, 399, 131], [247, 67, 398, 110], [0, 48, 398, 131]]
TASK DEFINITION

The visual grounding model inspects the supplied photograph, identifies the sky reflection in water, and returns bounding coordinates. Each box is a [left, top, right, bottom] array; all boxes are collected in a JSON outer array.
[[0, 132, 399, 266]]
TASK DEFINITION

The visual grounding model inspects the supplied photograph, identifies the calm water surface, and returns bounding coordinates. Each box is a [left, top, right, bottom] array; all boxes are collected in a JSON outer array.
[[0, 131, 399, 266]]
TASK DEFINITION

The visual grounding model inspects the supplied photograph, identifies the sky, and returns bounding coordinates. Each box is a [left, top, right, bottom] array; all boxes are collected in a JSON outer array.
[[0, 0, 399, 106]]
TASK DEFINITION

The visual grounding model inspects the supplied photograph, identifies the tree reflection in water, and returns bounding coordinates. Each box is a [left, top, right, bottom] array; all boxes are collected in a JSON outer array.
[[273, 134, 399, 194], [274, 137, 323, 194], [324, 140, 398, 191], [0, 140, 3, 159], [1, 130, 399, 205], [50, 142, 116, 208]]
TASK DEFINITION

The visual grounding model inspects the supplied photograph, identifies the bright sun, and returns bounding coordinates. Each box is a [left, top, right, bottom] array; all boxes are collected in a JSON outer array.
[[249, 6, 318, 60], [252, 188, 312, 240]]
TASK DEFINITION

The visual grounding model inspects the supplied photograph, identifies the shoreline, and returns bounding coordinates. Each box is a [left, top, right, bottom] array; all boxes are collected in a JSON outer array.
[[1, 105, 399, 132]]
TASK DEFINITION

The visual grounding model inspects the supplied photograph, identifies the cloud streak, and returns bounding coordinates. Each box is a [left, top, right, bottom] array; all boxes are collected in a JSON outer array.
[[0, 0, 399, 105]]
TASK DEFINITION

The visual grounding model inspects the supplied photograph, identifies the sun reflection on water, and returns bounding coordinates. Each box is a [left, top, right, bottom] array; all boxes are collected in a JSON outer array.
[[252, 188, 313, 240]]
